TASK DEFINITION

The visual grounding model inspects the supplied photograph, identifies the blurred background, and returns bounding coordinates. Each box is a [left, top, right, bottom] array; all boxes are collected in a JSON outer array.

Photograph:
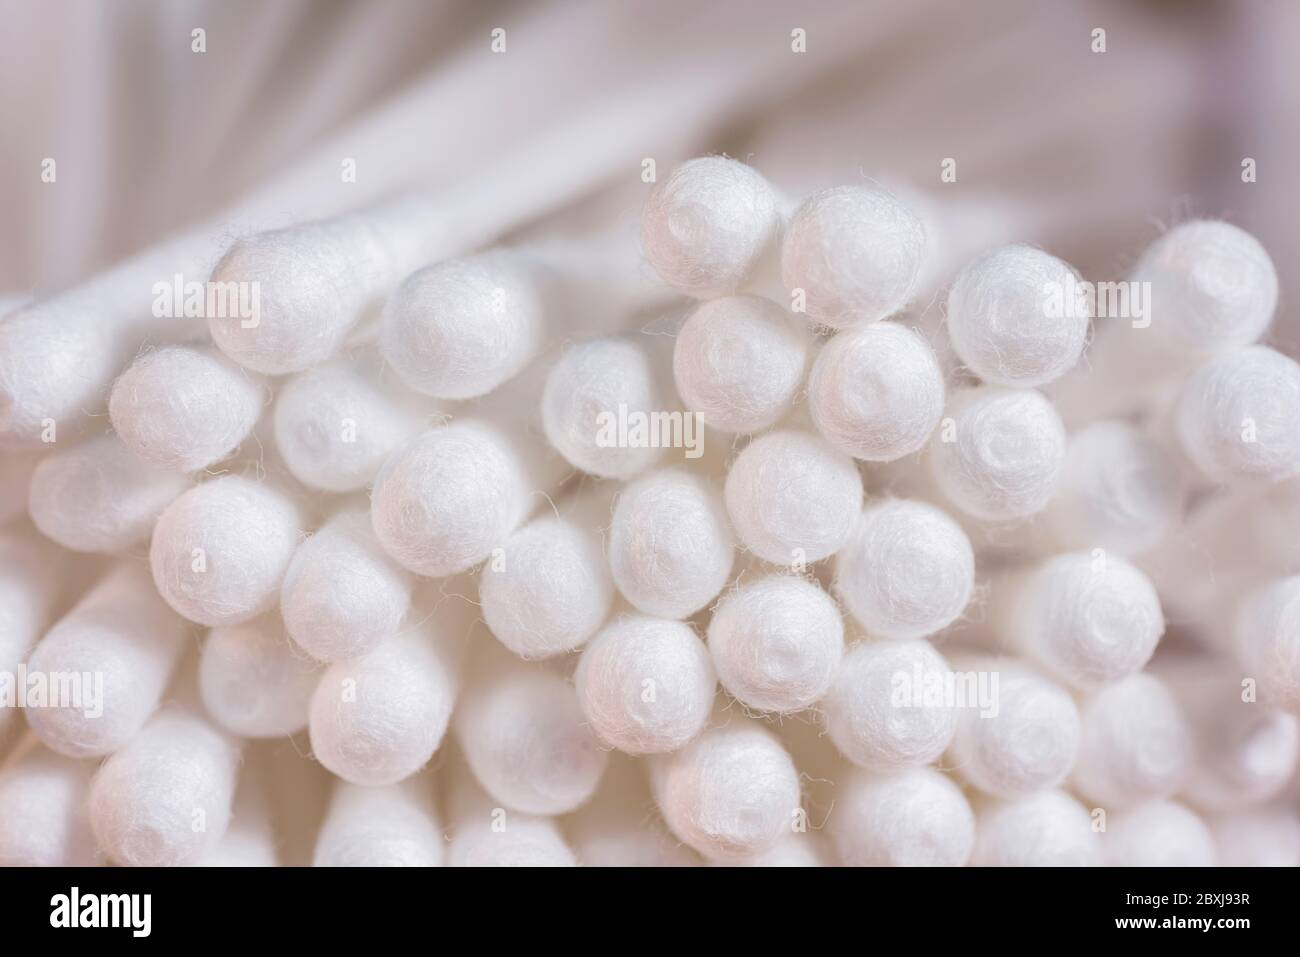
[[1, 0, 1296, 349]]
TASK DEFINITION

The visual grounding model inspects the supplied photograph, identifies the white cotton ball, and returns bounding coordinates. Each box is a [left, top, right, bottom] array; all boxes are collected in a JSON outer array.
[[542, 335, 667, 479], [89, 708, 242, 867], [832, 767, 975, 867], [723, 834, 831, 867], [274, 356, 426, 493], [929, 386, 1066, 522], [834, 498, 974, 640], [651, 720, 801, 861], [0, 451, 40, 524], [0, 747, 101, 866], [1104, 800, 1216, 867], [1071, 673, 1193, 809], [109, 345, 263, 472], [200, 614, 320, 738], [150, 475, 303, 627], [207, 220, 388, 374], [808, 321, 945, 462], [1006, 552, 1164, 688], [281, 507, 413, 663], [972, 790, 1099, 866], [672, 295, 807, 434], [28, 434, 188, 553], [1042, 420, 1184, 555], [822, 640, 958, 770], [381, 255, 544, 400], [456, 661, 607, 815], [309, 623, 460, 786], [641, 156, 779, 298], [576, 615, 715, 755], [1176, 346, 1300, 482], [24, 564, 187, 758], [947, 657, 1080, 798], [371, 420, 545, 578], [609, 468, 734, 619], [945, 244, 1090, 387], [314, 779, 444, 867], [725, 429, 862, 566], [1235, 576, 1300, 712], [1132, 219, 1278, 354], [781, 185, 926, 329], [708, 575, 843, 714], [1211, 809, 1300, 867]]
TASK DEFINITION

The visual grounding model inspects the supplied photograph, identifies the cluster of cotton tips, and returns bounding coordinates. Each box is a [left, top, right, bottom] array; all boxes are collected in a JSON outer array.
[[2, 150, 1298, 871]]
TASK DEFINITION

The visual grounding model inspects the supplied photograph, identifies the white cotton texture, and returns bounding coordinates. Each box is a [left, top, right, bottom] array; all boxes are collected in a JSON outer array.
[[480, 500, 613, 660], [1104, 800, 1216, 867], [29, 434, 189, 553], [831, 767, 975, 867], [1235, 576, 1300, 713], [89, 707, 242, 867], [200, 614, 320, 738], [308, 622, 460, 786], [834, 498, 974, 640], [314, 779, 444, 867], [724, 429, 862, 567], [24, 563, 187, 758], [651, 720, 801, 862], [808, 321, 945, 462], [0, 747, 101, 866], [0, 531, 61, 743], [109, 345, 263, 473], [541, 335, 668, 480], [371, 420, 546, 578], [0, 451, 40, 524], [781, 185, 926, 329], [273, 355, 426, 493], [822, 639, 958, 770], [672, 294, 808, 434], [608, 468, 734, 619], [947, 657, 1080, 798], [1042, 420, 1183, 555], [575, 615, 716, 755], [1132, 219, 1278, 354], [1211, 809, 1300, 867], [1005, 552, 1165, 689], [455, 661, 607, 815], [281, 506, 413, 663], [1175, 345, 1300, 483], [381, 254, 545, 400], [972, 790, 1099, 867], [1070, 673, 1193, 809], [945, 244, 1090, 387], [707, 574, 843, 714], [641, 156, 779, 298], [150, 475, 304, 627], [929, 386, 1066, 522], [448, 809, 577, 868]]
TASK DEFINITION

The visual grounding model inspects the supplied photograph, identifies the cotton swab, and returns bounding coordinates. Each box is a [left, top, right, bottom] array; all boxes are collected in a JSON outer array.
[[575, 615, 716, 755], [1234, 575, 1300, 713], [444, 753, 577, 868], [970, 790, 1099, 867], [454, 649, 606, 816], [108, 345, 264, 473], [89, 704, 243, 867], [0, 529, 61, 745], [0, 741, 100, 866], [830, 766, 975, 867], [25, 563, 188, 758], [1103, 800, 1216, 867], [314, 775, 444, 867], [198, 613, 321, 738], [28, 434, 188, 553], [280, 504, 413, 663]]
